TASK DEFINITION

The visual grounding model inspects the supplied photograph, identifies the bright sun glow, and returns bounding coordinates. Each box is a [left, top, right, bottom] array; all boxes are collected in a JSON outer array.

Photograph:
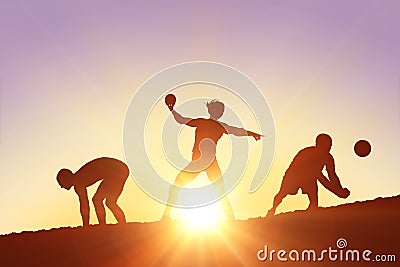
[[172, 179, 229, 231], [175, 203, 226, 230]]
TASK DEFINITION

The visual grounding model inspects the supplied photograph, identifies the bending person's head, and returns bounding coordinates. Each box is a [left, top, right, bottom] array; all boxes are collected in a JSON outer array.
[[316, 133, 332, 152], [206, 99, 224, 120], [56, 169, 74, 190]]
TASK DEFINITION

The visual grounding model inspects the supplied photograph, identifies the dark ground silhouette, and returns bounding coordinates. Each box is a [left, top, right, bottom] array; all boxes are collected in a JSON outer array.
[[1, 195, 398, 266]]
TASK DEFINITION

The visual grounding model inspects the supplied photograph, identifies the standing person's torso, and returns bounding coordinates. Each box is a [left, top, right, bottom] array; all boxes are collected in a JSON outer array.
[[192, 119, 227, 153]]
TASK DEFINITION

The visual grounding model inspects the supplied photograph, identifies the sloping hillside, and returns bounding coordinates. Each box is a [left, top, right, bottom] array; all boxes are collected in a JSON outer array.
[[1, 195, 398, 266]]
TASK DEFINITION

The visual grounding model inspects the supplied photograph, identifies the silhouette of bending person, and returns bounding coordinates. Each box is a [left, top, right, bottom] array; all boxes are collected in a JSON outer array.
[[162, 99, 262, 220], [57, 157, 129, 226], [268, 134, 350, 216]]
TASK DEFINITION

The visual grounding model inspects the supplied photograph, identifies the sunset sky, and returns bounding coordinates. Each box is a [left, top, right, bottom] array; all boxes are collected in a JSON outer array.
[[0, 0, 399, 234]]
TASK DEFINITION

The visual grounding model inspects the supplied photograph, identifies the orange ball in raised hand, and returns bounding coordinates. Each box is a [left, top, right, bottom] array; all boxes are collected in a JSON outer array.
[[165, 94, 176, 111]]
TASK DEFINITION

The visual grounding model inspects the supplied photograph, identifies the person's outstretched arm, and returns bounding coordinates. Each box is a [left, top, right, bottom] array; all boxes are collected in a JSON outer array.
[[220, 122, 262, 140], [325, 154, 343, 189], [170, 110, 194, 125], [317, 173, 341, 194], [318, 154, 350, 198], [75, 187, 90, 226]]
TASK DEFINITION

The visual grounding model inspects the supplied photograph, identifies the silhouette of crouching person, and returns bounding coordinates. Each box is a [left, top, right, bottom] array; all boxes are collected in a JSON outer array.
[[57, 157, 129, 227], [267, 134, 350, 216]]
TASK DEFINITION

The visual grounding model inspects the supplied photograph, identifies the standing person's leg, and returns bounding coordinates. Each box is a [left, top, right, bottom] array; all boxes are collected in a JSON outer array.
[[92, 182, 107, 225], [206, 160, 235, 219], [162, 164, 200, 220]]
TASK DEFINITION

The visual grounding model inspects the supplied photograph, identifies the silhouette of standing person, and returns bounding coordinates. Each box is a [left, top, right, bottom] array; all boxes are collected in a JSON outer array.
[[57, 157, 129, 226], [162, 98, 262, 220], [267, 134, 350, 216]]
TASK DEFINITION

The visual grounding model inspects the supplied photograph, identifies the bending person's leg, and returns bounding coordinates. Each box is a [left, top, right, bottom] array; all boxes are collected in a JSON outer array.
[[206, 160, 235, 220], [92, 182, 107, 225], [105, 178, 128, 224], [106, 196, 126, 224]]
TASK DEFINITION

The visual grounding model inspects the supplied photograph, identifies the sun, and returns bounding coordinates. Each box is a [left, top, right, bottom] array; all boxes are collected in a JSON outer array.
[[171, 180, 229, 231], [174, 203, 226, 231]]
